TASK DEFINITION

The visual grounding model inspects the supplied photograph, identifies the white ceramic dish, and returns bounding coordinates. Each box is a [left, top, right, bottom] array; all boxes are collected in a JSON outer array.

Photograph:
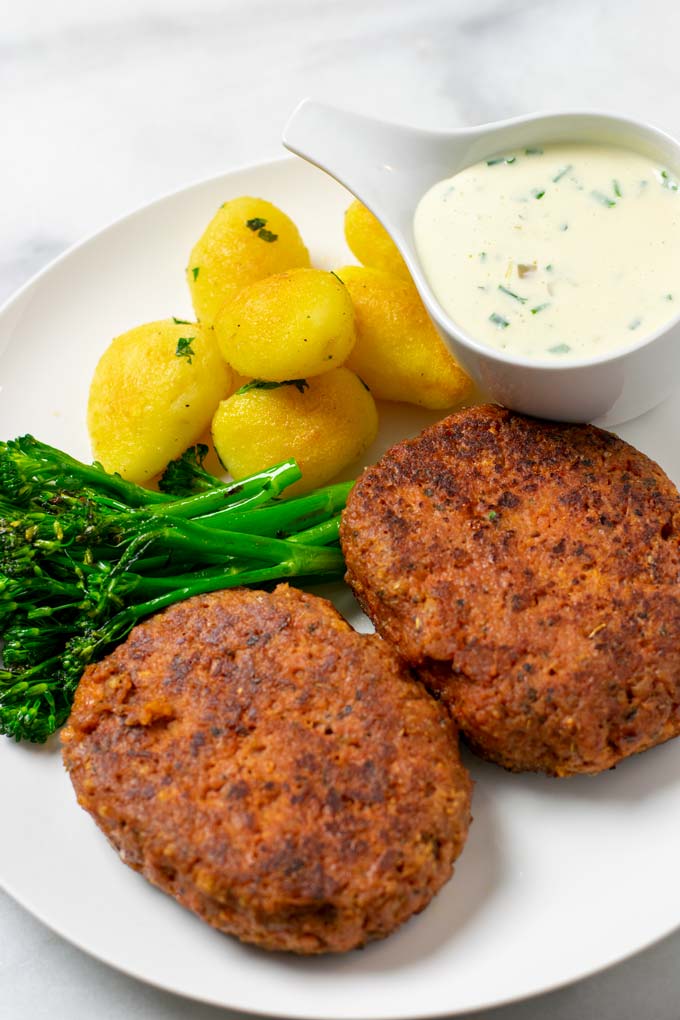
[[2, 156, 680, 1020], [284, 102, 680, 426]]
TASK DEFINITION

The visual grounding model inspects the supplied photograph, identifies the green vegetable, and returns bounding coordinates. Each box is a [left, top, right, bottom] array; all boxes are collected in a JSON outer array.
[[531, 303, 550, 315], [532, 189, 546, 200], [658, 169, 679, 192], [0, 436, 349, 743], [591, 191, 616, 208], [172, 317, 192, 325], [552, 165, 572, 183], [175, 337, 195, 364], [612, 179, 622, 198], [191, 266, 200, 280], [258, 228, 278, 243], [489, 312, 510, 329], [498, 284, 527, 304], [158, 444, 225, 496], [628, 318, 642, 330], [547, 343, 571, 354], [235, 379, 310, 395], [246, 217, 267, 231], [525, 148, 543, 155], [486, 155, 516, 166]]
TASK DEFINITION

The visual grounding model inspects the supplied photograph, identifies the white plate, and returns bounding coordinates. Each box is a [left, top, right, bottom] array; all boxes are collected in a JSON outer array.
[[1, 156, 680, 1020]]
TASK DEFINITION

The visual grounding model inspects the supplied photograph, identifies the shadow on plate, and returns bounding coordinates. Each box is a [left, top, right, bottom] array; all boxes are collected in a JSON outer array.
[[463, 730, 680, 806]]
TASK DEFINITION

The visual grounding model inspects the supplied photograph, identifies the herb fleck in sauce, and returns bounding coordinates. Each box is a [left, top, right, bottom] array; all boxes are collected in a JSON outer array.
[[414, 142, 680, 360]]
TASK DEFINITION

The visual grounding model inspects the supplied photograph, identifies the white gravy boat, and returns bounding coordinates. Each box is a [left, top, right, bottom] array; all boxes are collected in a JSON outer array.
[[283, 101, 680, 426]]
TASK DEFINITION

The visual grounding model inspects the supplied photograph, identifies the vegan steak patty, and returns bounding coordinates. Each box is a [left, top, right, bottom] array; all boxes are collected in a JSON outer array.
[[340, 404, 680, 777], [61, 584, 472, 953]]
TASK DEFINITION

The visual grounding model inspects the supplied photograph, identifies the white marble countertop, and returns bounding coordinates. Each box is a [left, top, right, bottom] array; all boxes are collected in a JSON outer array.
[[3, 1, 680, 1017]]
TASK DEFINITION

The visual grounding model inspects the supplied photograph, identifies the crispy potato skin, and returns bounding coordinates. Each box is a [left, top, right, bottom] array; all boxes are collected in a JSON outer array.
[[87, 319, 231, 483], [211, 368, 378, 496], [62, 585, 472, 954], [341, 404, 680, 777], [337, 266, 472, 410], [188, 197, 310, 326], [215, 268, 356, 381], [344, 201, 411, 281]]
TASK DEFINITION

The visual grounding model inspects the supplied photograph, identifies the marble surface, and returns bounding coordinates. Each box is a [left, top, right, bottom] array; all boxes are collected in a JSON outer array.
[[2, 0, 680, 1017]]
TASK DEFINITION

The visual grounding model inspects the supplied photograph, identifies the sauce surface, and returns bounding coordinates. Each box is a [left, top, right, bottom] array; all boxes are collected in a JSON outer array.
[[414, 143, 680, 361]]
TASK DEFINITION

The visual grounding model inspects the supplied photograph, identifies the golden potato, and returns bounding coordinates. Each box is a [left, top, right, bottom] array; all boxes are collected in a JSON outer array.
[[211, 368, 378, 496], [188, 197, 310, 325], [344, 200, 411, 281], [336, 266, 472, 410], [214, 269, 355, 381], [88, 319, 232, 483]]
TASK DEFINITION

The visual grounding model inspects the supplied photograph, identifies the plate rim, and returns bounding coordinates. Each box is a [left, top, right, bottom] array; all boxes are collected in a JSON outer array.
[[0, 152, 293, 323]]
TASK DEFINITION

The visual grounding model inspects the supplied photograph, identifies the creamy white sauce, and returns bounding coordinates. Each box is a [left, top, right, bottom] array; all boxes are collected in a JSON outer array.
[[414, 143, 680, 361]]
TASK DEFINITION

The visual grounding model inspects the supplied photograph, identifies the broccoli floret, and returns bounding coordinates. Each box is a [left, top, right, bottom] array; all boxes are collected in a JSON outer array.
[[0, 436, 350, 742], [158, 444, 226, 497]]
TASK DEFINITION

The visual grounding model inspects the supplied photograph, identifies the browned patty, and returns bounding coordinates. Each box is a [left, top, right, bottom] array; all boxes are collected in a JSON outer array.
[[61, 584, 472, 954], [340, 404, 680, 777]]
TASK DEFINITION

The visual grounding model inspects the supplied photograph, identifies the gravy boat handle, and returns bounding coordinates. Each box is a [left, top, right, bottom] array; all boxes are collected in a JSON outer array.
[[282, 99, 467, 250]]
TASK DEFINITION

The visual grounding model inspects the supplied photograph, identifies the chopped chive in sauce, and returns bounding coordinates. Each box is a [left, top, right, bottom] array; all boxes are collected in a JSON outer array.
[[545, 263, 554, 271], [552, 164, 572, 183], [498, 284, 527, 303], [531, 303, 550, 315], [487, 155, 516, 166], [612, 179, 622, 198], [548, 343, 571, 354], [559, 223, 569, 231], [479, 251, 487, 262], [628, 318, 642, 330], [592, 190, 616, 208], [525, 147, 543, 155], [657, 168, 679, 191], [489, 312, 510, 329], [532, 188, 546, 199], [665, 293, 674, 301]]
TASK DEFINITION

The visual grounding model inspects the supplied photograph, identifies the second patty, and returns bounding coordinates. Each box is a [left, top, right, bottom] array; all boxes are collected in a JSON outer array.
[[340, 404, 680, 777]]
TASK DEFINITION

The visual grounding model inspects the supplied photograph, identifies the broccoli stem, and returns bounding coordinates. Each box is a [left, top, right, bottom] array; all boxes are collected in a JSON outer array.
[[287, 514, 342, 547], [0, 435, 354, 743], [144, 460, 301, 519], [197, 480, 353, 535], [2, 436, 171, 507]]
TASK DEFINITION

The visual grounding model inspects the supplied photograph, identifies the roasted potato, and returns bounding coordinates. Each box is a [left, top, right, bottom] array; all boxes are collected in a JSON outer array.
[[188, 197, 310, 325], [211, 368, 378, 496], [88, 319, 231, 483], [344, 200, 411, 281], [336, 265, 472, 409], [214, 268, 355, 381]]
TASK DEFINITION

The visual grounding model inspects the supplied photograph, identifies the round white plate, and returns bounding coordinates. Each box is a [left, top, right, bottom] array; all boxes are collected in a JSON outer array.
[[1, 156, 680, 1020]]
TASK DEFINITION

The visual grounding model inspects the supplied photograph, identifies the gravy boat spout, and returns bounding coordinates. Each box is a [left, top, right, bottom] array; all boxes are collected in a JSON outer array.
[[283, 100, 680, 426]]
